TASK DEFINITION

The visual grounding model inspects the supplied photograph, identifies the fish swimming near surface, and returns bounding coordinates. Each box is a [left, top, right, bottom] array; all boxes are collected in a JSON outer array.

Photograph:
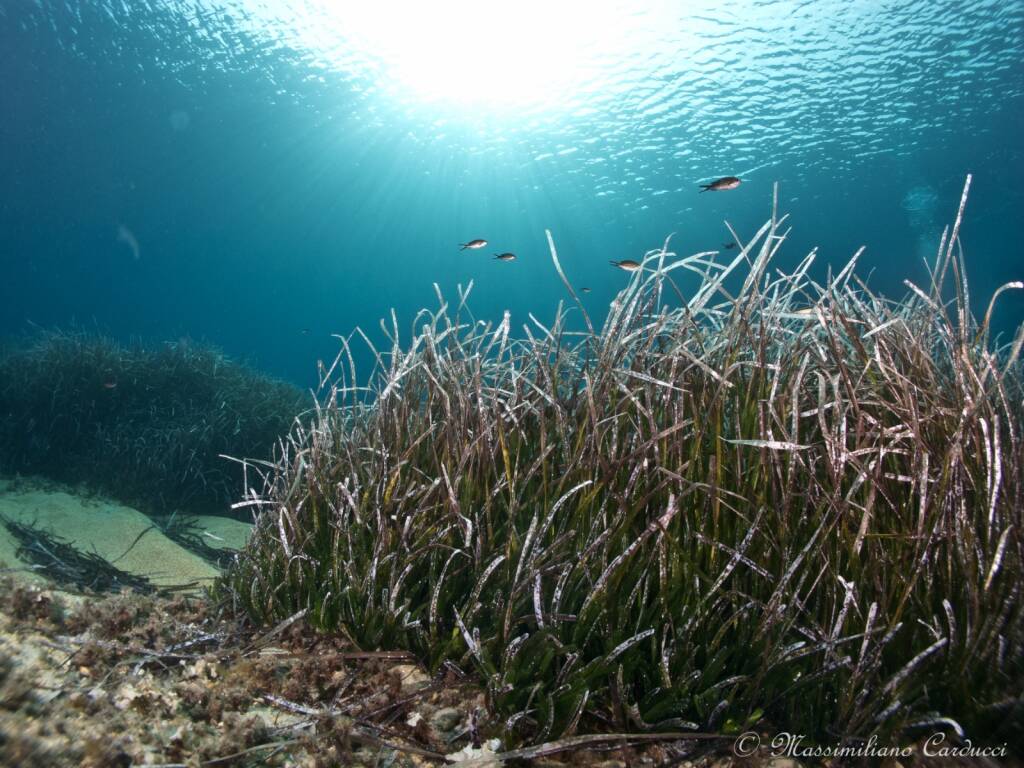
[[610, 259, 642, 272], [494, 252, 516, 261], [699, 176, 741, 193], [117, 224, 140, 260], [460, 239, 488, 250], [723, 241, 737, 249]]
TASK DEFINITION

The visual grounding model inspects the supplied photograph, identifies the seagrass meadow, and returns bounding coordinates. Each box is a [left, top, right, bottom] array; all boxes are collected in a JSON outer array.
[[0, 332, 306, 520], [6, 2, 1024, 764], [218, 179, 1024, 753]]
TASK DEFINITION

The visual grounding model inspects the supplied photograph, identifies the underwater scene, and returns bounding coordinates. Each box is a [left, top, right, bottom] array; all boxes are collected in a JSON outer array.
[[1, 1, 1023, 765]]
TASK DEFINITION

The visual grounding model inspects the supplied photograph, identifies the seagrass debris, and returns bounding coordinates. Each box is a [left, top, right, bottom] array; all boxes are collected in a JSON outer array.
[[1, 515, 156, 594]]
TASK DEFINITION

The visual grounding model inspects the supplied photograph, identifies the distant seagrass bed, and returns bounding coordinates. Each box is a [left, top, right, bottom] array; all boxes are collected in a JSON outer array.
[[0, 334, 306, 522], [218, 178, 1023, 754]]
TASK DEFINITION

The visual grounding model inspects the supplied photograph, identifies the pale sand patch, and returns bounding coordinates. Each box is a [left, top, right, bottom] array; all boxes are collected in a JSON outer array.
[[0, 480, 250, 588]]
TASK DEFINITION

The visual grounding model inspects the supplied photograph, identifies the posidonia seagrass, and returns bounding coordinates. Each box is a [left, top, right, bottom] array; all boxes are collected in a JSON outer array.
[[0, 333, 305, 519], [218, 177, 1023, 750]]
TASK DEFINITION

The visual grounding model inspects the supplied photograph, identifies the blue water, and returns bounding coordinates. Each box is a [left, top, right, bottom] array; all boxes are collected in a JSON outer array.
[[2, 0, 1022, 388]]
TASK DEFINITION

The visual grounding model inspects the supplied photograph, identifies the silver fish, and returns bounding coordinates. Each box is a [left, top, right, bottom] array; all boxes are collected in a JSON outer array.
[[117, 224, 140, 260], [460, 239, 488, 250]]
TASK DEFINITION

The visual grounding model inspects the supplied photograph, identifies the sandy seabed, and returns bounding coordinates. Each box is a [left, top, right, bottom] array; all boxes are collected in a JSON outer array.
[[0, 476, 250, 589]]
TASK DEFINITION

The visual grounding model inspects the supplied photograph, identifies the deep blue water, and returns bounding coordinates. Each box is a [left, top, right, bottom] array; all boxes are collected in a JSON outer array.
[[2, 0, 1022, 388]]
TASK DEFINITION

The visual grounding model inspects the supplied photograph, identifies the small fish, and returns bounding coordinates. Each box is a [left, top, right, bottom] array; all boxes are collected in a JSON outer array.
[[102, 380, 118, 390], [610, 259, 642, 272], [699, 176, 741, 193], [460, 239, 488, 250], [723, 241, 737, 250], [581, 287, 592, 293], [494, 252, 516, 261], [300, 328, 311, 335], [116, 224, 140, 260]]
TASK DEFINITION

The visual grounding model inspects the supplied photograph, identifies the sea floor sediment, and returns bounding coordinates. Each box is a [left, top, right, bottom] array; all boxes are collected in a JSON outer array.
[[0, 578, 745, 767], [0, 576, 1002, 767]]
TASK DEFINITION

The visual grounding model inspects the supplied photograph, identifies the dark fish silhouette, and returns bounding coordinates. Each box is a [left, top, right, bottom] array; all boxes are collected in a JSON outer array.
[[723, 241, 737, 249], [460, 239, 488, 250], [699, 176, 741, 193], [494, 252, 516, 261], [610, 259, 642, 272], [581, 287, 592, 293]]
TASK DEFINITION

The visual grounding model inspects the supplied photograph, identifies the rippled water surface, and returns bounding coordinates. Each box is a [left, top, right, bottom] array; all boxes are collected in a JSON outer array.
[[1, 0, 1022, 382]]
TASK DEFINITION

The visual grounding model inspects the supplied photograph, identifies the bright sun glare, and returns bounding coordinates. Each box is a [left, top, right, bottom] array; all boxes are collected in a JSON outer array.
[[315, 1, 668, 110]]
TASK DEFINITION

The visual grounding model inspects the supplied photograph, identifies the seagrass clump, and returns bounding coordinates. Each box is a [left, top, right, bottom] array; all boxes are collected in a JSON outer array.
[[220, 177, 1023, 750], [0, 334, 306, 519]]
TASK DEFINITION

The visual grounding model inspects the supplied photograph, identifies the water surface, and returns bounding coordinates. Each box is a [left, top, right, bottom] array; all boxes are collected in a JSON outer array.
[[2, 0, 1021, 384]]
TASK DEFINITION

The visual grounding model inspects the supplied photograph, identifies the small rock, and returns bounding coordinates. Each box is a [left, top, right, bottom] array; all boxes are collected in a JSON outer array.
[[430, 706, 462, 732], [446, 741, 501, 765], [113, 682, 140, 710], [192, 657, 218, 679], [167, 725, 190, 749], [87, 686, 108, 704], [392, 663, 430, 692], [353, 746, 397, 767], [595, 761, 627, 768]]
